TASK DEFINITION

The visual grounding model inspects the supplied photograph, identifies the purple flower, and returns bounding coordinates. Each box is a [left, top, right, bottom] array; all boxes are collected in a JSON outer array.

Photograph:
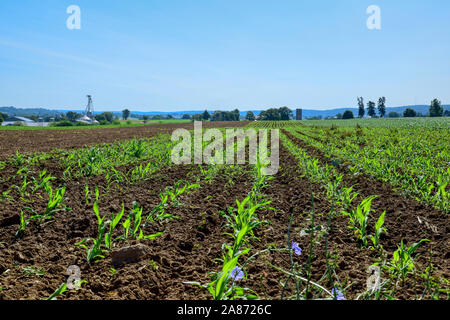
[[230, 266, 244, 281], [331, 288, 345, 300], [292, 242, 302, 256]]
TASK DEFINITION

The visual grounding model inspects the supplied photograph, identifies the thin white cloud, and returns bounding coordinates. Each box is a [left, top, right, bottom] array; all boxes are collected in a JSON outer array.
[[0, 39, 115, 70]]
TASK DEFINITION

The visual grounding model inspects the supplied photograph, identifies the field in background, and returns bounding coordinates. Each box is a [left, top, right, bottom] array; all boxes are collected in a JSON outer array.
[[0, 121, 247, 159], [300, 117, 450, 128], [0, 119, 192, 131]]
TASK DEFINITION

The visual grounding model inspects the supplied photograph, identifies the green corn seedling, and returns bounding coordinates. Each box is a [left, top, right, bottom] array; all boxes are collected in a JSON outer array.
[[31, 170, 55, 194], [123, 202, 163, 240], [339, 186, 359, 210], [342, 195, 378, 247], [370, 211, 387, 249], [44, 283, 67, 300], [1, 190, 12, 202], [17, 174, 31, 196], [76, 201, 107, 263], [104, 204, 125, 250], [84, 184, 90, 204], [15, 210, 28, 238], [166, 182, 200, 207], [388, 239, 429, 283], [27, 186, 67, 223], [147, 192, 171, 222], [42, 186, 66, 219], [12, 151, 25, 167], [208, 250, 250, 300]]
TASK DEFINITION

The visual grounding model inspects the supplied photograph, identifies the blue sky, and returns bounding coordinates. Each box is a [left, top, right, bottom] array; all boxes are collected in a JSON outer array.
[[0, 0, 449, 112]]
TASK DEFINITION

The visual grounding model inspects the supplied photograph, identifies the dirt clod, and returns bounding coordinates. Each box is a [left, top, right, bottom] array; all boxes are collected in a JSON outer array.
[[111, 244, 148, 268]]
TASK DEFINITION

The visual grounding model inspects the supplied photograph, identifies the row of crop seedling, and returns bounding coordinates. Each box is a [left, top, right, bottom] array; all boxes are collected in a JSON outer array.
[[195, 131, 347, 300], [2, 135, 174, 191], [73, 129, 236, 190], [185, 160, 272, 300], [280, 132, 397, 250], [352, 235, 447, 300], [1, 166, 56, 199], [189, 156, 351, 300], [287, 127, 449, 212], [305, 124, 448, 164], [16, 184, 68, 238], [88, 161, 238, 260], [1, 158, 71, 238], [247, 121, 305, 129], [296, 124, 449, 174], [8, 150, 54, 169], [281, 132, 435, 299], [300, 117, 450, 129], [270, 190, 348, 300], [60, 135, 174, 180], [75, 201, 164, 263], [77, 179, 200, 263]]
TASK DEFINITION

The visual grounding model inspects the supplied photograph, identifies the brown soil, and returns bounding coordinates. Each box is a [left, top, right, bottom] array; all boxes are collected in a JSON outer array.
[[0, 121, 248, 159], [0, 124, 448, 300], [283, 130, 450, 287]]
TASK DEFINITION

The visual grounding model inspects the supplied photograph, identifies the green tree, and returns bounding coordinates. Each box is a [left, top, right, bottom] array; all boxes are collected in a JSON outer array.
[[231, 109, 240, 121], [66, 111, 81, 122], [122, 109, 131, 120], [279, 106, 293, 120], [0, 113, 3, 125], [403, 108, 417, 117], [192, 113, 203, 121], [357, 97, 365, 118], [224, 111, 233, 121], [211, 111, 223, 122], [103, 112, 114, 122], [202, 110, 211, 121], [95, 112, 114, 123], [245, 111, 256, 121], [388, 112, 400, 118], [260, 108, 281, 121], [342, 110, 354, 119], [182, 114, 191, 120], [367, 101, 376, 118], [429, 99, 443, 117], [142, 115, 149, 123], [95, 114, 106, 122], [336, 113, 343, 119], [378, 97, 386, 117]]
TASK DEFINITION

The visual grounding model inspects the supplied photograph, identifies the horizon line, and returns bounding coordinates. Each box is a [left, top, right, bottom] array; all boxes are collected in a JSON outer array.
[[2, 103, 448, 114]]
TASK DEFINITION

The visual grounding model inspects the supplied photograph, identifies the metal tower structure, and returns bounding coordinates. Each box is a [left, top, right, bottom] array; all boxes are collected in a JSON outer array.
[[85, 95, 94, 120]]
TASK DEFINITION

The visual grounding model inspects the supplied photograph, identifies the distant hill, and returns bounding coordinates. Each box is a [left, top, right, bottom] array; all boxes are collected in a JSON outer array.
[[300, 105, 450, 119], [0, 106, 63, 117], [2, 105, 449, 119], [55, 105, 450, 118]]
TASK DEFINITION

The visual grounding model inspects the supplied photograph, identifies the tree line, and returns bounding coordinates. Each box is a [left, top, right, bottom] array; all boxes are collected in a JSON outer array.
[[184, 106, 294, 122], [337, 98, 447, 120]]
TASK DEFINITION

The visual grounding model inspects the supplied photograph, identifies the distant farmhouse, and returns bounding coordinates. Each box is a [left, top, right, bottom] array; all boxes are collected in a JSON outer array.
[[1, 116, 49, 127], [1, 116, 34, 126]]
